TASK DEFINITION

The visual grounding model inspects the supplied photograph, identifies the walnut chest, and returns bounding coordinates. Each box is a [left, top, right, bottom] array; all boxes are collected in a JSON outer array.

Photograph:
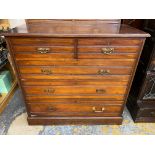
[[2, 20, 150, 125]]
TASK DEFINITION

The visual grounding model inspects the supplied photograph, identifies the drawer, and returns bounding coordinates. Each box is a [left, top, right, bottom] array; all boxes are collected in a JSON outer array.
[[78, 38, 143, 46], [78, 46, 140, 53], [19, 66, 132, 75], [25, 95, 125, 100], [14, 53, 74, 60], [28, 102, 123, 117], [11, 38, 74, 45], [138, 108, 155, 117], [14, 52, 137, 60], [20, 74, 131, 80], [12, 45, 74, 53], [21, 79, 129, 86], [23, 85, 127, 95], [26, 98, 124, 104], [17, 59, 135, 67]]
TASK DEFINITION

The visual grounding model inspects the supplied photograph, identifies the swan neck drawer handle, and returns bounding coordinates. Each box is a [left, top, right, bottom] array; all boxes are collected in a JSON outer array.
[[44, 88, 55, 94], [98, 69, 110, 75], [37, 47, 50, 54], [41, 69, 52, 75], [92, 107, 105, 113], [101, 47, 114, 54], [96, 89, 106, 93]]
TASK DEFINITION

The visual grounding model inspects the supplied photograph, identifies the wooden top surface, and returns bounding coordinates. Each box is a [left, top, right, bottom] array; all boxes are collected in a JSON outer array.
[[1, 20, 150, 37]]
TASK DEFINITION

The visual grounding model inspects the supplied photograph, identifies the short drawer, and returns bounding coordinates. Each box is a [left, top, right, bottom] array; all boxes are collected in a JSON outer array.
[[21, 79, 129, 87], [11, 37, 74, 45], [14, 53, 74, 60], [17, 59, 136, 67], [28, 102, 123, 117], [12, 45, 74, 53], [23, 85, 127, 95], [19, 66, 132, 75], [78, 38, 143, 46], [78, 46, 140, 53], [138, 108, 155, 117]]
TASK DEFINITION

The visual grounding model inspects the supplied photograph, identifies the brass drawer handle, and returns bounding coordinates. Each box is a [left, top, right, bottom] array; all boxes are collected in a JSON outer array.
[[41, 69, 52, 75], [98, 69, 110, 75], [44, 88, 55, 94], [92, 107, 105, 113], [96, 89, 106, 93], [101, 47, 114, 54], [151, 112, 155, 116], [48, 107, 55, 112], [37, 47, 50, 54]]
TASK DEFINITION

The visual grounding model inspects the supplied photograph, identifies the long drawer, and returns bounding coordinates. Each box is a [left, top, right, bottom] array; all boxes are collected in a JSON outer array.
[[23, 85, 127, 95], [25, 98, 124, 104], [18, 66, 132, 75], [20, 74, 131, 80], [21, 79, 129, 86], [14, 52, 138, 59], [28, 102, 123, 117], [16, 59, 135, 66], [25, 95, 125, 100]]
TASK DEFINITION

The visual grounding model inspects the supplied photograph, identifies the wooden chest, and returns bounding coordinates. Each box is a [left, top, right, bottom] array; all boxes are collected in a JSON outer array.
[[2, 20, 150, 125]]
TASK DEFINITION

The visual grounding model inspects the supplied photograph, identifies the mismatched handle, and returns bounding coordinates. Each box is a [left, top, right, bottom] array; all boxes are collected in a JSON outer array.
[[101, 47, 114, 54], [92, 107, 105, 113], [44, 88, 55, 94], [41, 68, 52, 75], [98, 69, 110, 75], [37, 47, 50, 54], [96, 89, 106, 93]]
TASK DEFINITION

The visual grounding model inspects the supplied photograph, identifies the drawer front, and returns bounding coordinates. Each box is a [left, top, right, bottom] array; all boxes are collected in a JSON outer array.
[[14, 53, 74, 60], [25, 95, 125, 100], [11, 38, 74, 45], [78, 38, 143, 46], [20, 74, 131, 80], [26, 98, 124, 104], [138, 108, 155, 117], [23, 85, 127, 95], [13, 46, 139, 59], [17, 59, 135, 66], [21, 79, 129, 86], [14, 53, 137, 60], [12, 46, 74, 53], [19, 66, 132, 75], [28, 102, 123, 117], [13, 46, 139, 53]]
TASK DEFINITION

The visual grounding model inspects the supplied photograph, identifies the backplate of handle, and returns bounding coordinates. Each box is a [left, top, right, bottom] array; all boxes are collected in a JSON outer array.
[[101, 47, 114, 54], [44, 88, 55, 94], [41, 69, 52, 75], [48, 107, 55, 112], [92, 107, 105, 113], [98, 69, 110, 75], [37, 47, 50, 54], [96, 89, 106, 93]]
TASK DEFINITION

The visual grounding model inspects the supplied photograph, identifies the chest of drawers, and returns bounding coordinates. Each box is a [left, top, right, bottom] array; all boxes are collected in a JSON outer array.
[[2, 20, 150, 125]]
